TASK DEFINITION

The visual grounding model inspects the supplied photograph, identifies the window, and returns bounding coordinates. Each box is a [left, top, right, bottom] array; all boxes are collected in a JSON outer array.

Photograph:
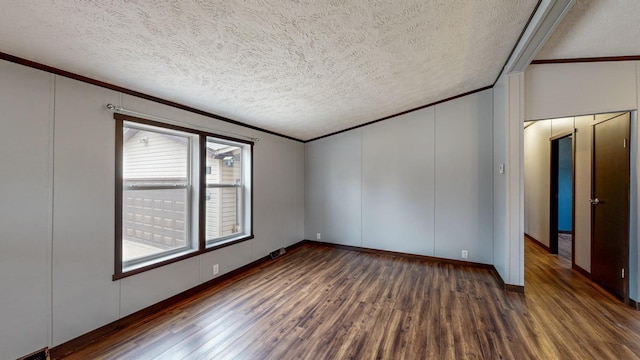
[[114, 114, 253, 279], [205, 137, 249, 245]]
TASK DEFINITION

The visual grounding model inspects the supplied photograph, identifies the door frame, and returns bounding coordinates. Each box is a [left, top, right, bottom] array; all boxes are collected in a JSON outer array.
[[549, 130, 576, 267], [590, 113, 630, 303]]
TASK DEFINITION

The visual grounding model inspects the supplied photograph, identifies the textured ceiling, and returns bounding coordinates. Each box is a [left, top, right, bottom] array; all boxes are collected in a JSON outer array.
[[536, 0, 640, 60], [0, 1, 538, 141]]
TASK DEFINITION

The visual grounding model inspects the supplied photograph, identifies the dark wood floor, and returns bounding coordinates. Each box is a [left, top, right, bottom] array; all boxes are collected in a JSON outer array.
[[61, 239, 640, 359], [557, 232, 571, 267]]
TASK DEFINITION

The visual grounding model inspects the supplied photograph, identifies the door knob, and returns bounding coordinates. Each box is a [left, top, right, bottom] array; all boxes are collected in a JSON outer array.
[[590, 198, 600, 205]]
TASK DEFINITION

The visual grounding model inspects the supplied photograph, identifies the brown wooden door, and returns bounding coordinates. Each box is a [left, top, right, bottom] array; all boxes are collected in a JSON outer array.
[[591, 113, 630, 301]]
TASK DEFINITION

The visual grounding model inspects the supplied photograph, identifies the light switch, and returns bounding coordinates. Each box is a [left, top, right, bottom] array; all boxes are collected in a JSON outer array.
[[498, 164, 505, 174]]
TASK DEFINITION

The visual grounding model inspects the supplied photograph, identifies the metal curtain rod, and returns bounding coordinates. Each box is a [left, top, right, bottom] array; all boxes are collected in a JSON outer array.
[[105, 104, 259, 143]]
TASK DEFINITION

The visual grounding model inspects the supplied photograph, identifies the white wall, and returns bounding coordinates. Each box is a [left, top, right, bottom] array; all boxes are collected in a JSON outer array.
[[525, 62, 637, 121], [305, 89, 494, 264], [305, 130, 362, 247], [0, 61, 53, 360], [434, 90, 493, 263], [493, 72, 525, 286], [0, 59, 305, 359], [52, 76, 122, 345], [523, 119, 551, 246], [524, 61, 640, 300], [493, 75, 508, 283], [361, 108, 435, 255]]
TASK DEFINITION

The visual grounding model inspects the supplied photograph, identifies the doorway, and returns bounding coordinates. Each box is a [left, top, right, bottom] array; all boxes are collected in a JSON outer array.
[[550, 134, 573, 266], [524, 112, 633, 304]]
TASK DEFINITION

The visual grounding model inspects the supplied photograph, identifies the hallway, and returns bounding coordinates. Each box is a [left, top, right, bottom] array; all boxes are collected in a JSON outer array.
[[524, 237, 640, 358]]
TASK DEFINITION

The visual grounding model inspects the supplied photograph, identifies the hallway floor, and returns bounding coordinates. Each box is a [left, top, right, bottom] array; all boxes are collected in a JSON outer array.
[[524, 236, 640, 358]]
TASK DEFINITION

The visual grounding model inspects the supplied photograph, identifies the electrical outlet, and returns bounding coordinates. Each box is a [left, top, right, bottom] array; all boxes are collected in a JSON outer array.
[[316, 232, 321, 240], [213, 264, 219, 275], [461, 250, 469, 259]]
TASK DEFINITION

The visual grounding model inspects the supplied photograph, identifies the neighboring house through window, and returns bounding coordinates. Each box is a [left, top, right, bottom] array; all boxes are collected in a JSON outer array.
[[205, 138, 244, 244]]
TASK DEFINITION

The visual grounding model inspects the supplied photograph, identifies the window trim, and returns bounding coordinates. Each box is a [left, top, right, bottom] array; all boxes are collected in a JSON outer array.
[[113, 113, 254, 281]]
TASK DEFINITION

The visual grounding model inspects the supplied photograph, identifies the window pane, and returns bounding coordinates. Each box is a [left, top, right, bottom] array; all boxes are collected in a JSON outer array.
[[123, 127, 189, 185], [122, 124, 192, 266], [205, 141, 242, 185], [206, 138, 243, 242], [122, 188, 189, 263], [206, 187, 241, 240]]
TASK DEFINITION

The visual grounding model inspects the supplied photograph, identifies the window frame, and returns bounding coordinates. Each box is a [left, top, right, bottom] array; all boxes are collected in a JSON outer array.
[[204, 136, 250, 247], [114, 113, 254, 280]]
